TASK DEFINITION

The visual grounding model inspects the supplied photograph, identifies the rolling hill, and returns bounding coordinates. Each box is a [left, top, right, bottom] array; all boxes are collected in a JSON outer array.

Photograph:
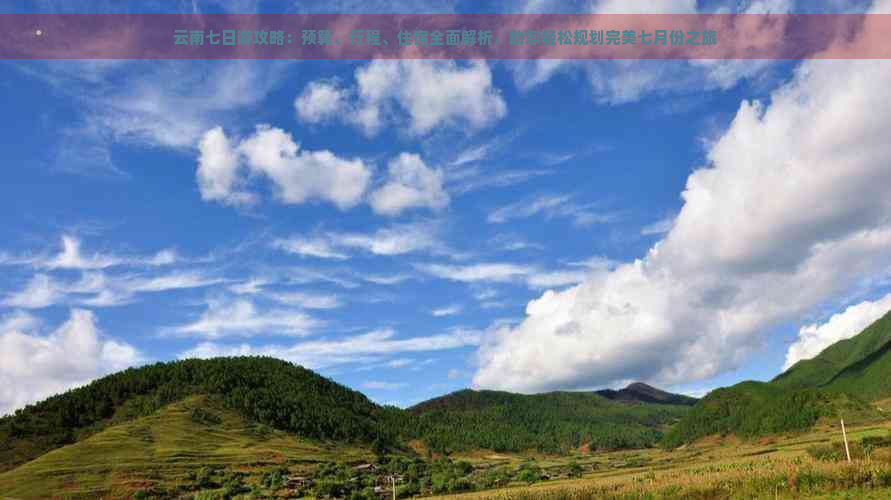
[[0, 395, 371, 499], [0, 357, 391, 473], [406, 387, 692, 454], [0, 356, 695, 490], [665, 308, 891, 447]]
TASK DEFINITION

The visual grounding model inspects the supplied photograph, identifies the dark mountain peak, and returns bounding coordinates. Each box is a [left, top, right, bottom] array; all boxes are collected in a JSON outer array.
[[596, 382, 697, 406]]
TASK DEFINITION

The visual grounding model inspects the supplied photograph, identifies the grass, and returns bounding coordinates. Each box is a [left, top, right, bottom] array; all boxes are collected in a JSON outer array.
[[0, 395, 371, 499], [430, 420, 891, 499]]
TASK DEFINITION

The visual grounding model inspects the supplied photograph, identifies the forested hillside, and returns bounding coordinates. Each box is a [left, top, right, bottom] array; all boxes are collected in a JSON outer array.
[[665, 309, 891, 448], [1, 357, 698, 473], [660, 382, 876, 448], [0, 357, 390, 472], [406, 389, 691, 454]]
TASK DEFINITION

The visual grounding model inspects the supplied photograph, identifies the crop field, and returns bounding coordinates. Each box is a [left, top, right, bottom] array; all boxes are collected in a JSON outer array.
[[433, 420, 891, 499]]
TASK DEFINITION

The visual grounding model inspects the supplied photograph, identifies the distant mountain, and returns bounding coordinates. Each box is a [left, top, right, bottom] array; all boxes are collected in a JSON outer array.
[[407, 388, 692, 454], [665, 309, 891, 448], [596, 382, 698, 406], [774, 309, 891, 400]]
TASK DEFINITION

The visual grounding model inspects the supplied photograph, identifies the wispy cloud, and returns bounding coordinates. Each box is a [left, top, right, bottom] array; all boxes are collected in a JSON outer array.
[[488, 194, 620, 227], [179, 327, 482, 370], [362, 380, 408, 390], [169, 298, 323, 339], [274, 221, 444, 260], [417, 261, 593, 290], [431, 304, 463, 317]]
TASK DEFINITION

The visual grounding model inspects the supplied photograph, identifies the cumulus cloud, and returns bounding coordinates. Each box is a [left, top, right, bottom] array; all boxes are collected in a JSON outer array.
[[0, 309, 140, 416], [196, 125, 371, 209], [370, 153, 449, 216], [783, 294, 891, 370], [473, 53, 891, 393], [294, 81, 348, 123], [296, 60, 506, 136], [197, 126, 256, 206]]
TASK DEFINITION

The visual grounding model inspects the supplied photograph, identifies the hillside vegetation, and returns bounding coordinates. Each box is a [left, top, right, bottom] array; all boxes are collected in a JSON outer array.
[[1, 357, 695, 475], [406, 389, 690, 454], [666, 309, 891, 447], [0, 357, 389, 472], [0, 395, 371, 499], [775, 309, 891, 400]]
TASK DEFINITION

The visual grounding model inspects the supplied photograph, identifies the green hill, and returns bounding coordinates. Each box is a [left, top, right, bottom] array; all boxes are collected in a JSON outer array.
[[1, 357, 695, 487], [665, 308, 891, 448], [0, 395, 371, 499], [660, 382, 875, 448], [774, 309, 891, 399], [0, 357, 391, 473], [406, 388, 692, 454]]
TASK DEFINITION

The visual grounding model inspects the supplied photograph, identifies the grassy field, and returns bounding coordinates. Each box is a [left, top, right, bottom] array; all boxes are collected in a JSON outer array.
[[0, 396, 371, 499], [432, 419, 891, 499], [1, 398, 890, 499]]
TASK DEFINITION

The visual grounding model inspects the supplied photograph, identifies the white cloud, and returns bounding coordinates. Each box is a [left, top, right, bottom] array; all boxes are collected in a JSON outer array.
[[363, 380, 408, 390], [370, 153, 449, 216], [171, 298, 322, 339], [275, 221, 442, 261], [419, 262, 532, 284], [3, 274, 64, 309], [17, 60, 287, 178], [784, 294, 891, 370], [197, 126, 256, 206], [488, 194, 618, 227], [41, 235, 122, 270], [179, 327, 481, 370], [272, 236, 350, 260], [431, 304, 463, 317], [362, 274, 412, 286], [474, 54, 891, 393], [418, 261, 591, 290], [509, 0, 790, 105], [385, 358, 414, 368], [3, 269, 224, 310], [294, 81, 348, 123], [0, 309, 140, 416], [228, 278, 270, 295], [525, 269, 590, 290], [269, 291, 342, 310], [297, 60, 506, 136], [196, 125, 372, 210], [641, 216, 675, 236], [1, 236, 182, 272]]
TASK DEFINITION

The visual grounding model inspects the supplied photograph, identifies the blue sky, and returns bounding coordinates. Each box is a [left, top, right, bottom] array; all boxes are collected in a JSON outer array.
[[3, 0, 891, 413]]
